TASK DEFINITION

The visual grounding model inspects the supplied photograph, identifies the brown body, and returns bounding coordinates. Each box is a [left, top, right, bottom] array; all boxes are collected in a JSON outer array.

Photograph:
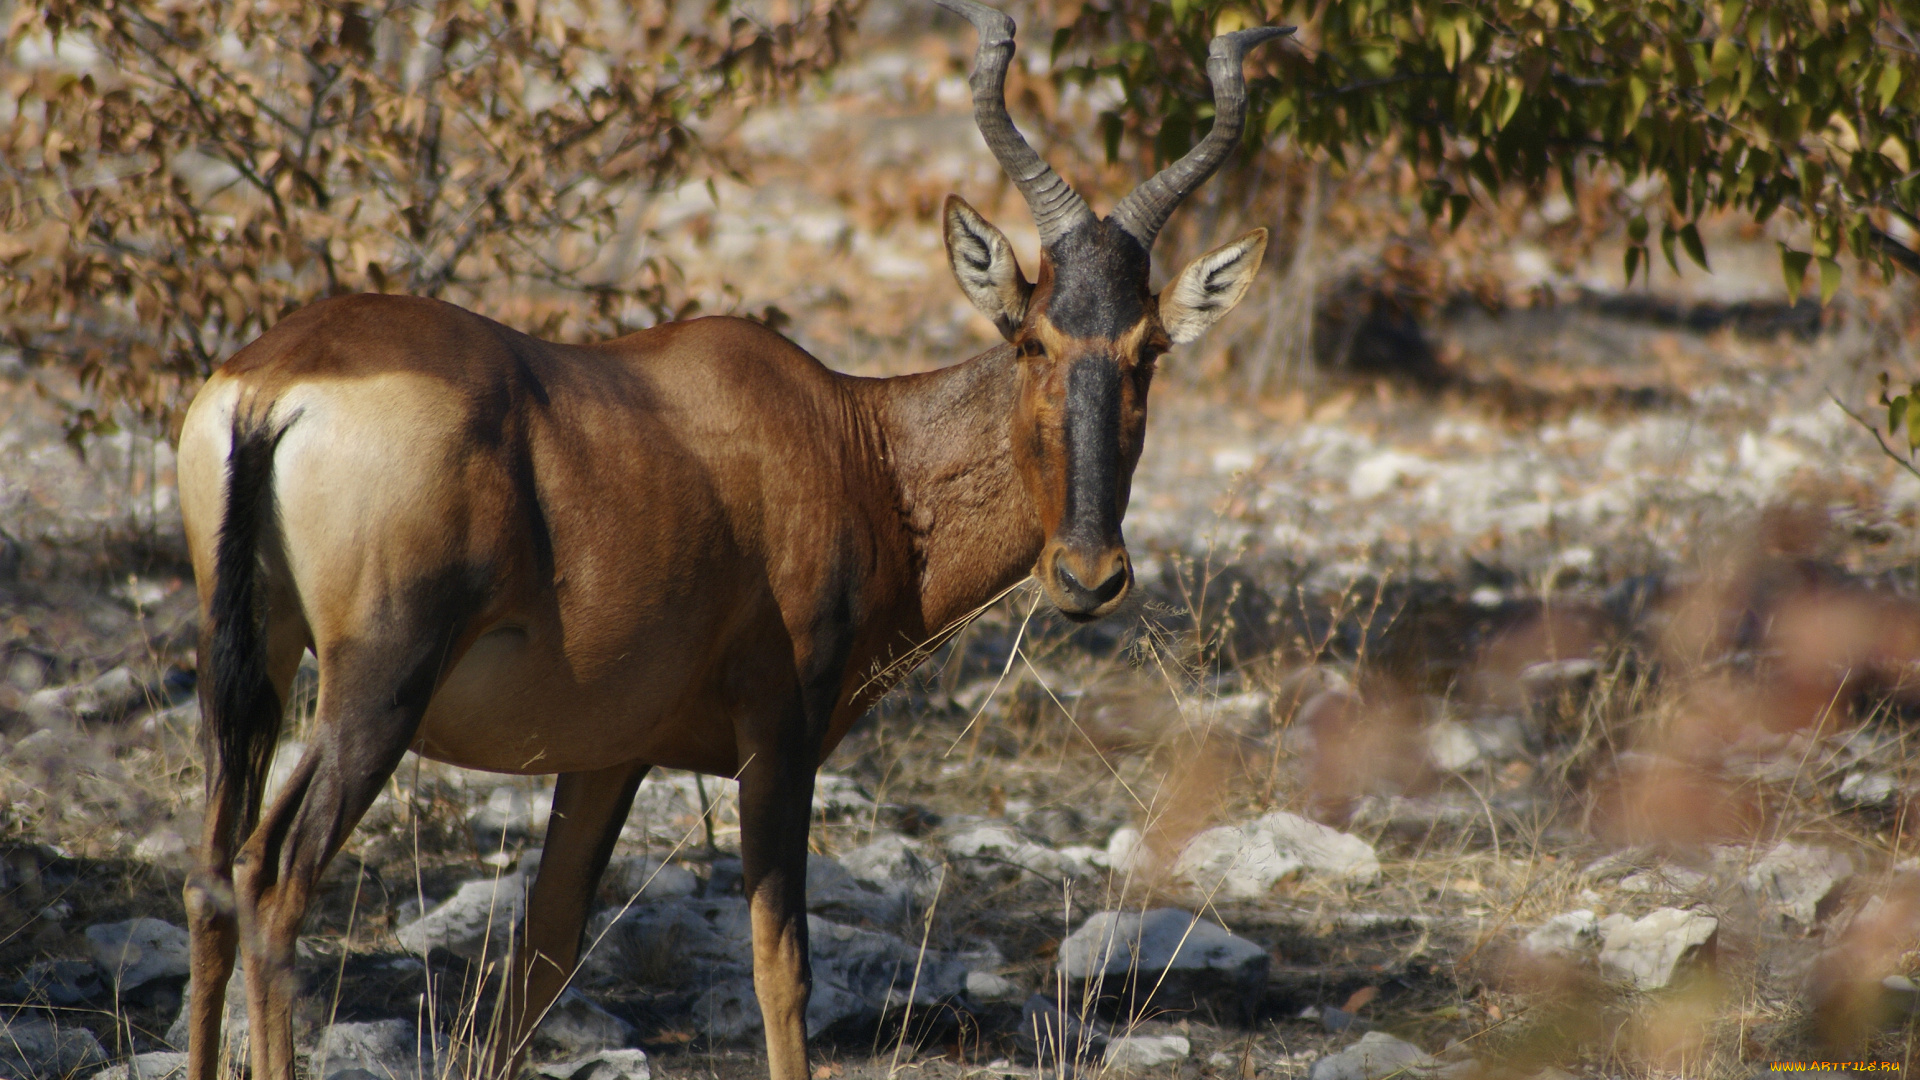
[[175, 4, 1283, 1079], [180, 298, 1041, 779]]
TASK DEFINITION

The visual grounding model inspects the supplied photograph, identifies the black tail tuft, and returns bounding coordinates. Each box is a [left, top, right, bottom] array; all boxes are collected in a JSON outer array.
[[202, 413, 289, 848]]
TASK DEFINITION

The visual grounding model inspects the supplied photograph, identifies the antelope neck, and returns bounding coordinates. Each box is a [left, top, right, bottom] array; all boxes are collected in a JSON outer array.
[[854, 345, 1042, 632]]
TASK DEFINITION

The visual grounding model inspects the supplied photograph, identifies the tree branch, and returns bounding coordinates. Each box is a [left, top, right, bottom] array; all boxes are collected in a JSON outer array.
[[1829, 391, 1920, 484]]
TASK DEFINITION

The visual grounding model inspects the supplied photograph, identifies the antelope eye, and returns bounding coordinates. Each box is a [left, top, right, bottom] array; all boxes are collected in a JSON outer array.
[[1017, 338, 1046, 359]]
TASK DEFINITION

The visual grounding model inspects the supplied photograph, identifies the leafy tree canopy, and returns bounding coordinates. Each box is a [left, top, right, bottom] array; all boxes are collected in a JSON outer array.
[[1045, 0, 1920, 299]]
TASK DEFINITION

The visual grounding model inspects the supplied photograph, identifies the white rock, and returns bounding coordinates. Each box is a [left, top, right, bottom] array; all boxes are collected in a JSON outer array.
[[133, 829, 191, 863], [1307, 1031, 1435, 1080], [310, 1019, 441, 1080], [0, 1016, 107, 1080], [534, 1049, 651, 1080], [1521, 910, 1600, 958], [1057, 909, 1267, 997], [1105, 1034, 1191, 1069], [86, 917, 191, 991], [589, 898, 969, 1040], [837, 833, 944, 908], [805, 855, 898, 923], [1181, 691, 1273, 735], [1425, 721, 1481, 772], [1839, 772, 1898, 806], [1106, 827, 1148, 873], [536, 989, 635, 1057], [1175, 811, 1379, 898], [396, 872, 529, 960], [946, 823, 1093, 879], [811, 774, 877, 819], [602, 856, 699, 903], [93, 1050, 188, 1080], [964, 970, 1022, 1002], [1618, 865, 1710, 895], [1598, 908, 1717, 990], [1742, 842, 1853, 924], [470, 784, 555, 842]]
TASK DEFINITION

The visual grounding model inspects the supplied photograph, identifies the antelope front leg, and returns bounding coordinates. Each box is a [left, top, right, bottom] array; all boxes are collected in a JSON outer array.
[[491, 761, 651, 1077], [738, 746, 818, 1080]]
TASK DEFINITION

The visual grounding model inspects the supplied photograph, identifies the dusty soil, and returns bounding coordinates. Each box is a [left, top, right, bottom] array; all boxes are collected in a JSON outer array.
[[6, 13, 1920, 1080]]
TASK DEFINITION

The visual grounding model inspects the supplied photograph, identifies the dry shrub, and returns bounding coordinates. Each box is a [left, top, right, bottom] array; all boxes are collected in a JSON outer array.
[[1, 0, 855, 436]]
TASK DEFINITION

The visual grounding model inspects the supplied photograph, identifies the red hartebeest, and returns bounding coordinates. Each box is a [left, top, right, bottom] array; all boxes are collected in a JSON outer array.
[[175, 3, 1288, 1078]]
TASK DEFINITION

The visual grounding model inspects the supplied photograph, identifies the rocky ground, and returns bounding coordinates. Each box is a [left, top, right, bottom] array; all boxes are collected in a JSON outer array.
[[7, 10, 1920, 1080]]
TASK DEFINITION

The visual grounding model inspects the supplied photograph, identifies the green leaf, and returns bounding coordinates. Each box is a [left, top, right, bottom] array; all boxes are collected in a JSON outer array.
[[1050, 26, 1073, 65], [1628, 213, 1649, 243], [1265, 96, 1294, 134], [1780, 244, 1811, 296], [1448, 194, 1471, 231], [1907, 396, 1920, 452], [1679, 223, 1710, 270], [1878, 62, 1903, 110], [1817, 257, 1841, 305], [1625, 243, 1643, 284], [1710, 37, 1739, 80], [1660, 222, 1680, 273], [1628, 74, 1649, 117], [1892, 395, 1908, 437]]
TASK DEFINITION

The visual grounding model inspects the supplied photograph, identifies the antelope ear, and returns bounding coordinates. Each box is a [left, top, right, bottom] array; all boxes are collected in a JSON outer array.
[[943, 194, 1032, 340], [1158, 228, 1268, 345]]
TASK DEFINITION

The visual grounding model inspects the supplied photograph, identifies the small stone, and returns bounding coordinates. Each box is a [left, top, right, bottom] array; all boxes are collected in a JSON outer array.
[[1016, 994, 1109, 1067], [1106, 826, 1148, 873], [86, 917, 192, 991], [536, 989, 635, 1057], [396, 872, 529, 960], [12, 958, 106, 1006], [1520, 910, 1600, 958], [964, 970, 1022, 1002], [946, 822, 1093, 879], [1105, 1034, 1191, 1069], [1175, 811, 1379, 898], [135, 829, 191, 863], [1307, 1032, 1434, 1080], [1742, 842, 1853, 924], [1058, 909, 1267, 1006], [93, 1051, 188, 1080], [535, 1049, 652, 1080], [1425, 721, 1480, 772], [0, 1015, 108, 1080], [837, 834, 940, 899], [805, 855, 898, 923], [1598, 908, 1717, 990], [310, 1019, 441, 1080], [602, 856, 699, 903], [811, 774, 877, 819], [470, 784, 554, 845], [1839, 772, 1898, 807], [1617, 865, 1710, 895]]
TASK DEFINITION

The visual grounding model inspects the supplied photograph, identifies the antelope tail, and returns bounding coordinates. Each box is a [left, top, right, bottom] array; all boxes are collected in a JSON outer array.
[[201, 412, 290, 849]]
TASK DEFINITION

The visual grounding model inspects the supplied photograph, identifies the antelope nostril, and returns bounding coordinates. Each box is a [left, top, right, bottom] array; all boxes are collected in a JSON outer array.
[[1056, 562, 1086, 593], [1052, 554, 1128, 608], [1086, 565, 1127, 604]]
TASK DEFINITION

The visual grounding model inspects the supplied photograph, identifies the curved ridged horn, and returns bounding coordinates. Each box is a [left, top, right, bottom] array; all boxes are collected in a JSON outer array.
[[1109, 25, 1295, 251], [934, 0, 1095, 248]]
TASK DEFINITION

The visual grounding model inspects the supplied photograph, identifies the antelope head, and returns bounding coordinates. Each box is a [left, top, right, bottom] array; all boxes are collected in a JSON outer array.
[[936, 0, 1290, 621]]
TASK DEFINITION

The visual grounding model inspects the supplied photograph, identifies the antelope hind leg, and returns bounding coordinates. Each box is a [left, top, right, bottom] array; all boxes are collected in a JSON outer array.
[[232, 640, 442, 1080]]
